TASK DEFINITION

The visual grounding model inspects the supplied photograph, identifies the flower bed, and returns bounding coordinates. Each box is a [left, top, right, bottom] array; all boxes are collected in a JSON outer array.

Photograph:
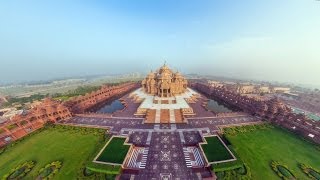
[[299, 163, 320, 180], [270, 161, 296, 179], [2, 161, 35, 179], [37, 161, 62, 179], [223, 123, 273, 136], [215, 164, 252, 180]]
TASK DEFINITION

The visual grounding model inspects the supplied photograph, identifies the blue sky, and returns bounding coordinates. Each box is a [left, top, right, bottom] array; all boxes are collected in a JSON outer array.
[[0, 0, 319, 86]]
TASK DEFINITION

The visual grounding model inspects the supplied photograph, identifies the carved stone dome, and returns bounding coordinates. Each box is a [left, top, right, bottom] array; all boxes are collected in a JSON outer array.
[[141, 63, 188, 97]]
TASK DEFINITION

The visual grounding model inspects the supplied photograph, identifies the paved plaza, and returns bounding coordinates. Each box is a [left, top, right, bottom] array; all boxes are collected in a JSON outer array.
[[59, 88, 261, 180], [120, 131, 211, 180], [61, 115, 259, 179], [63, 115, 259, 134]]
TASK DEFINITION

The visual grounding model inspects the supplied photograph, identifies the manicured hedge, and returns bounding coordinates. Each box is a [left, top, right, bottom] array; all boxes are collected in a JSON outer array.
[[270, 161, 295, 180], [299, 163, 320, 180], [50, 124, 116, 178], [2, 161, 35, 180], [2, 123, 107, 156], [215, 164, 251, 180], [0, 148, 5, 155], [86, 163, 121, 175], [212, 146, 243, 172], [1, 123, 108, 179], [74, 130, 116, 179], [2, 122, 53, 153], [212, 146, 252, 179], [223, 123, 273, 136], [213, 159, 243, 172], [37, 161, 62, 180]]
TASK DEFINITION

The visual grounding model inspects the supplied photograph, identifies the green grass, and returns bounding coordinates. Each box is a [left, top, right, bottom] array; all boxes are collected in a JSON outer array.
[[201, 136, 233, 162], [0, 127, 101, 179], [96, 137, 130, 164], [226, 126, 320, 179]]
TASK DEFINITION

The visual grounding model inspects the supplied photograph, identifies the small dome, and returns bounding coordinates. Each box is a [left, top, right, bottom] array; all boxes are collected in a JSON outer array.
[[147, 71, 155, 79], [159, 63, 172, 74], [175, 72, 183, 78]]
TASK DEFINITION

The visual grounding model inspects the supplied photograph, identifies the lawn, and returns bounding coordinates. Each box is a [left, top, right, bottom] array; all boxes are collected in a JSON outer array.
[[0, 127, 102, 179], [226, 126, 320, 179], [96, 137, 130, 164], [201, 136, 234, 162]]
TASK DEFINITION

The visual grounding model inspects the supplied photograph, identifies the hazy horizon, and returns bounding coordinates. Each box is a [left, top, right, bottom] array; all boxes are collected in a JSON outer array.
[[1, 1, 320, 87]]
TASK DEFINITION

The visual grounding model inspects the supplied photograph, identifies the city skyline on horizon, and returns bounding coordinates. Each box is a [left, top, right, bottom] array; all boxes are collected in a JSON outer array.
[[1, 0, 320, 87]]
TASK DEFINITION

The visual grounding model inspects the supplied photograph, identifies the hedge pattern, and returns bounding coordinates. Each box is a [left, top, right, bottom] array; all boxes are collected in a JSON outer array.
[[37, 161, 63, 180], [213, 146, 252, 180], [270, 161, 296, 180], [299, 163, 320, 180], [1, 123, 108, 179], [2, 161, 35, 180], [223, 123, 273, 136]]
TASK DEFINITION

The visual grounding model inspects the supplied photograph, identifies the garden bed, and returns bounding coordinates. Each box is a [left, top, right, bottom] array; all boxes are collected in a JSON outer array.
[[2, 161, 35, 179], [0, 124, 106, 179], [299, 163, 320, 179], [200, 135, 235, 163], [270, 161, 296, 179], [37, 161, 62, 179], [224, 124, 320, 179], [94, 136, 130, 164]]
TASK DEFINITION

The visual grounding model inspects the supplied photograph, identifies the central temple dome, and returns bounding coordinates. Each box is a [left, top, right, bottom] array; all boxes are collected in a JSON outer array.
[[141, 63, 188, 97]]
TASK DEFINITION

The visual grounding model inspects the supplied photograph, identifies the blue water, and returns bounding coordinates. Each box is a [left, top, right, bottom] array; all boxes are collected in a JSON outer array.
[[206, 99, 232, 113], [96, 100, 124, 113]]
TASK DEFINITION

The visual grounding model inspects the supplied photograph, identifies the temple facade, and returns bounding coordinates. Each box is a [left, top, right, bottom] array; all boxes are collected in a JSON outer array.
[[141, 64, 187, 97], [191, 81, 320, 144], [0, 98, 72, 147]]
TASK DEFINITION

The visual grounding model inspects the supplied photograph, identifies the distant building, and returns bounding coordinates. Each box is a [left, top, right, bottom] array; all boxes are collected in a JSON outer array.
[[207, 80, 224, 88], [273, 87, 290, 93]]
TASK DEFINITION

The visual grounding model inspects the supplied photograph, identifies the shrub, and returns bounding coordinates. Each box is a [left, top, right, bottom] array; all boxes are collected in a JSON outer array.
[[37, 161, 63, 180], [0, 147, 5, 155], [83, 167, 94, 177], [213, 160, 243, 172], [86, 164, 121, 175], [223, 123, 272, 136], [76, 130, 111, 179], [212, 145, 252, 180], [270, 161, 295, 180], [2, 161, 35, 180], [236, 165, 247, 175], [299, 163, 320, 180]]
